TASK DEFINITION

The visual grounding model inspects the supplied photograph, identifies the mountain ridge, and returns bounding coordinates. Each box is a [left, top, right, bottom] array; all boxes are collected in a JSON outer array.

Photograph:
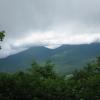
[[0, 42, 100, 74]]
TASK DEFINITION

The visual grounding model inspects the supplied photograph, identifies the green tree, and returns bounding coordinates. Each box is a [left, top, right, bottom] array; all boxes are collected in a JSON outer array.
[[0, 30, 5, 49], [0, 31, 5, 41]]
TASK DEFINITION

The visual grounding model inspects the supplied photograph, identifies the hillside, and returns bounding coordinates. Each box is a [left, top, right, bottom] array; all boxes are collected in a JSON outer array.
[[0, 43, 100, 74]]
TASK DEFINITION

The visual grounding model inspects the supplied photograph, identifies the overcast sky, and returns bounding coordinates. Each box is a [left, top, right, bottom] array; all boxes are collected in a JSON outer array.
[[0, 0, 100, 58]]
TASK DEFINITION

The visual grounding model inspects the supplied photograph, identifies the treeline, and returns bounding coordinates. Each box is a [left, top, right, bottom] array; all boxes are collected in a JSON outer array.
[[0, 58, 100, 100]]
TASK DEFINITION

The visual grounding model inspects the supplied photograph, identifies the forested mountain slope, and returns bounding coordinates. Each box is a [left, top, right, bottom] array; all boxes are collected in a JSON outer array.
[[0, 43, 100, 73]]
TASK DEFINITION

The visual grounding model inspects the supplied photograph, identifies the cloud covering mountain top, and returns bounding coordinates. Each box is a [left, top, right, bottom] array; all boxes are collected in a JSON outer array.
[[0, 0, 100, 58]]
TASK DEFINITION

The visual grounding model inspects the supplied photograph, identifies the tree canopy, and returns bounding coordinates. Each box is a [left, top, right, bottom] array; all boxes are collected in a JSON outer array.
[[0, 58, 100, 100]]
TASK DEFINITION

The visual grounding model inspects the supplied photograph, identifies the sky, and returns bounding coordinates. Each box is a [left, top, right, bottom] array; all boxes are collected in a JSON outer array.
[[0, 0, 100, 58]]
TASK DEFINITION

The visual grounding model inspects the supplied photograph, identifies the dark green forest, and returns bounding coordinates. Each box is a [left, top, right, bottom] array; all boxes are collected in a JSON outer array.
[[0, 57, 100, 100]]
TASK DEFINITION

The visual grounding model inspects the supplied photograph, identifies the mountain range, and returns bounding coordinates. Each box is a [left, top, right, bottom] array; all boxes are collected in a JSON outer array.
[[0, 43, 100, 74]]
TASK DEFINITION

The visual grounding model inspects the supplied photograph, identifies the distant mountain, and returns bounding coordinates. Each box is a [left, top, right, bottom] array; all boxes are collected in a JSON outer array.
[[0, 43, 100, 74]]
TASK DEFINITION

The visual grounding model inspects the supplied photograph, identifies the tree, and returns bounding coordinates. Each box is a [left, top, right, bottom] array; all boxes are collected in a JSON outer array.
[[0, 31, 5, 41], [0, 30, 5, 49]]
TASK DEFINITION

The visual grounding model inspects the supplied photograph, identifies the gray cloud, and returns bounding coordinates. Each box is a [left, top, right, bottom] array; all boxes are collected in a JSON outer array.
[[0, 0, 100, 58]]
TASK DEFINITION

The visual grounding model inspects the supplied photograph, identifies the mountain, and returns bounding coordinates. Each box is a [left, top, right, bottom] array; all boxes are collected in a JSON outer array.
[[0, 43, 100, 74]]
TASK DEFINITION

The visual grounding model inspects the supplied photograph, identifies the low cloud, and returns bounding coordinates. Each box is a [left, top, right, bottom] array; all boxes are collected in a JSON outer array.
[[0, 31, 100, 58]]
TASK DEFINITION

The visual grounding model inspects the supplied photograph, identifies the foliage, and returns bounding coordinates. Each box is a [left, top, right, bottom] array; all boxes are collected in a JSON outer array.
[[0, 58, 100, 100], [0, 31, 5, 41], [0, 30, 5, 49]]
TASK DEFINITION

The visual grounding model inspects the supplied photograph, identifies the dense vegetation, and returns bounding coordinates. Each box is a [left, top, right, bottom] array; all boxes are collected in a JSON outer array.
[[0, 57, 100, 100]]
